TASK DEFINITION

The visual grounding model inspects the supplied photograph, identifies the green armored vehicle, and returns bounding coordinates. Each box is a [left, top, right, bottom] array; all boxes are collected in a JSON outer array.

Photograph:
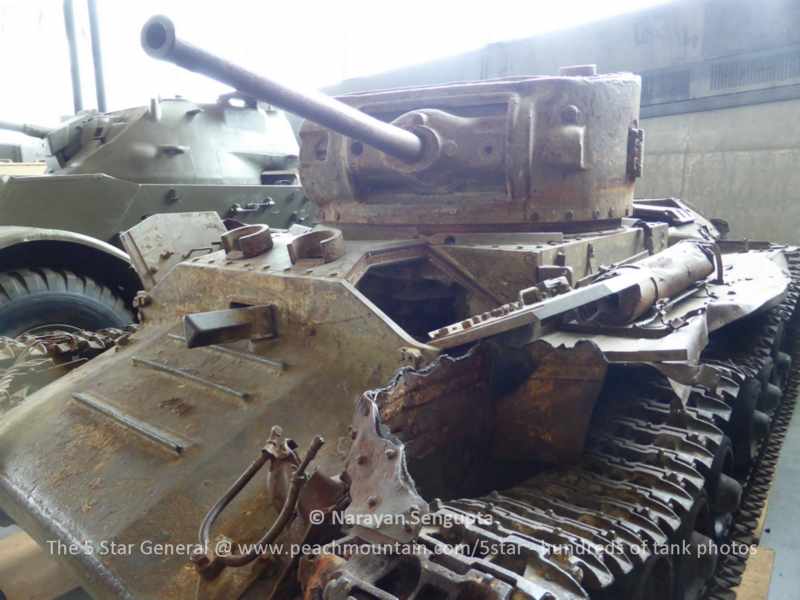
[[0, 96, 312, 337]]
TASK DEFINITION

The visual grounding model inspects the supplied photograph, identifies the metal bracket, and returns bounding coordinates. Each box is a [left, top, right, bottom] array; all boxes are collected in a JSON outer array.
[[119, 211, 227, 290], [537, 265, 574, 285], [183, 305, 277, 349], [632, 200, 695, 225], [627, 126, 644, 179], [227, 199, 276, 216], [221, 224, 273, 259], [287, 228, 344, 264], [560, 321, 675, 339]]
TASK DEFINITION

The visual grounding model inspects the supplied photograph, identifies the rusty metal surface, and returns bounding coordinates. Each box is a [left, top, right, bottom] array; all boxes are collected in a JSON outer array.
[[305, 71, 641, 235], [287, 228, 344, 264], [300, 74, 640, 235], [0, 530, 78, 600], [0, 235, 445, 598], [194, 427, 324, 575], [433, 225, 668, 305], [221, 225, 273, 260], [344, 396, 427, 542], [633, 198, 724, 244], [120, 212, 227, 290], [427, 240, 786, 353], [595, 240, 716, 325], [493, 341, 608, 463], [545, 247, 791, 359]]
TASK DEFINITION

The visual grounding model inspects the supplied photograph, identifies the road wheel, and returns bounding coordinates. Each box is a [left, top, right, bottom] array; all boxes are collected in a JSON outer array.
[[0, 268, 132, 337]]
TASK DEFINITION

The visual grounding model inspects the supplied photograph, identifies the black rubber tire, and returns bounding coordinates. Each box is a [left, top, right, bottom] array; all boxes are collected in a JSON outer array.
[[0, 268, 132, 337]]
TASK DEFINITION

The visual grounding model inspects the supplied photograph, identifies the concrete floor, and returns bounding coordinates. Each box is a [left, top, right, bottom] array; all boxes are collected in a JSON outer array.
[[763, 395, 800, 600], [0, 524, 89, 600]]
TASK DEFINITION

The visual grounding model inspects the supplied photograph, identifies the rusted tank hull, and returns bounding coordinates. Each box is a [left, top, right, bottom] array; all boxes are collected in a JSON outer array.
[[0, 222, 655, 597], [0, 212, 794, 598]]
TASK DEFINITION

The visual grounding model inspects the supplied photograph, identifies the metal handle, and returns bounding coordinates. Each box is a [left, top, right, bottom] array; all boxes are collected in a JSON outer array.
[[193, 429, 324, 577]]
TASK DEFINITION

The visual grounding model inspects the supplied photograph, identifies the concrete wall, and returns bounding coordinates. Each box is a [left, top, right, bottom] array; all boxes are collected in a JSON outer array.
[[324, 0, 800, 243], [640, 99, 800, 242]]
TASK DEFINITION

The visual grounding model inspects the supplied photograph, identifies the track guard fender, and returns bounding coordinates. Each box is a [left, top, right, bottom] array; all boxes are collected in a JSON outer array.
[[0, 226, 140, 302]]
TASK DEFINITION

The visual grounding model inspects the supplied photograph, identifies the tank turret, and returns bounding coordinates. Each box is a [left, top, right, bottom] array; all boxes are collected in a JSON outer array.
[[2, 96, 299, 186], [142, 15, 643, 235]]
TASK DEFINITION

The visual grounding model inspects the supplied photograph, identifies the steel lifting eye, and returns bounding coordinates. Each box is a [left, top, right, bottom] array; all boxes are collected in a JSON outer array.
[[221, 224, 273, 259]]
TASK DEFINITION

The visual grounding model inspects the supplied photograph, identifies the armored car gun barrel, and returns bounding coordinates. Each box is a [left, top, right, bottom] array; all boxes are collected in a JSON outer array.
[[141, 15, 643, 236], [0, 120, 54, 139]]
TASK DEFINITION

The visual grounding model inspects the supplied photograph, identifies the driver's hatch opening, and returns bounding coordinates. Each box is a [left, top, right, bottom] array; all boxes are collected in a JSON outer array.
[[356, 257, 481, 343]]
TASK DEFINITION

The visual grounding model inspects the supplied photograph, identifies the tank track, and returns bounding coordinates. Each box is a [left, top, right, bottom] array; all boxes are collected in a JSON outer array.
[[703, 328, 800, 594], [0, 327, 133, 411], [316, 249, 800, 600]]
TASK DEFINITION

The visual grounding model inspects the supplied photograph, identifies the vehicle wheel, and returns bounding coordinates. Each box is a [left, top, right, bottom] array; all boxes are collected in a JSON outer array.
[[0, 268, 132, 337]]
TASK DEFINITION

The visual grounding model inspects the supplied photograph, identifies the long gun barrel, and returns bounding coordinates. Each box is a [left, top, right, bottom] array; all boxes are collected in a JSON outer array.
[[0, 120, 54, 139], [140, 16, 423, 162]]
